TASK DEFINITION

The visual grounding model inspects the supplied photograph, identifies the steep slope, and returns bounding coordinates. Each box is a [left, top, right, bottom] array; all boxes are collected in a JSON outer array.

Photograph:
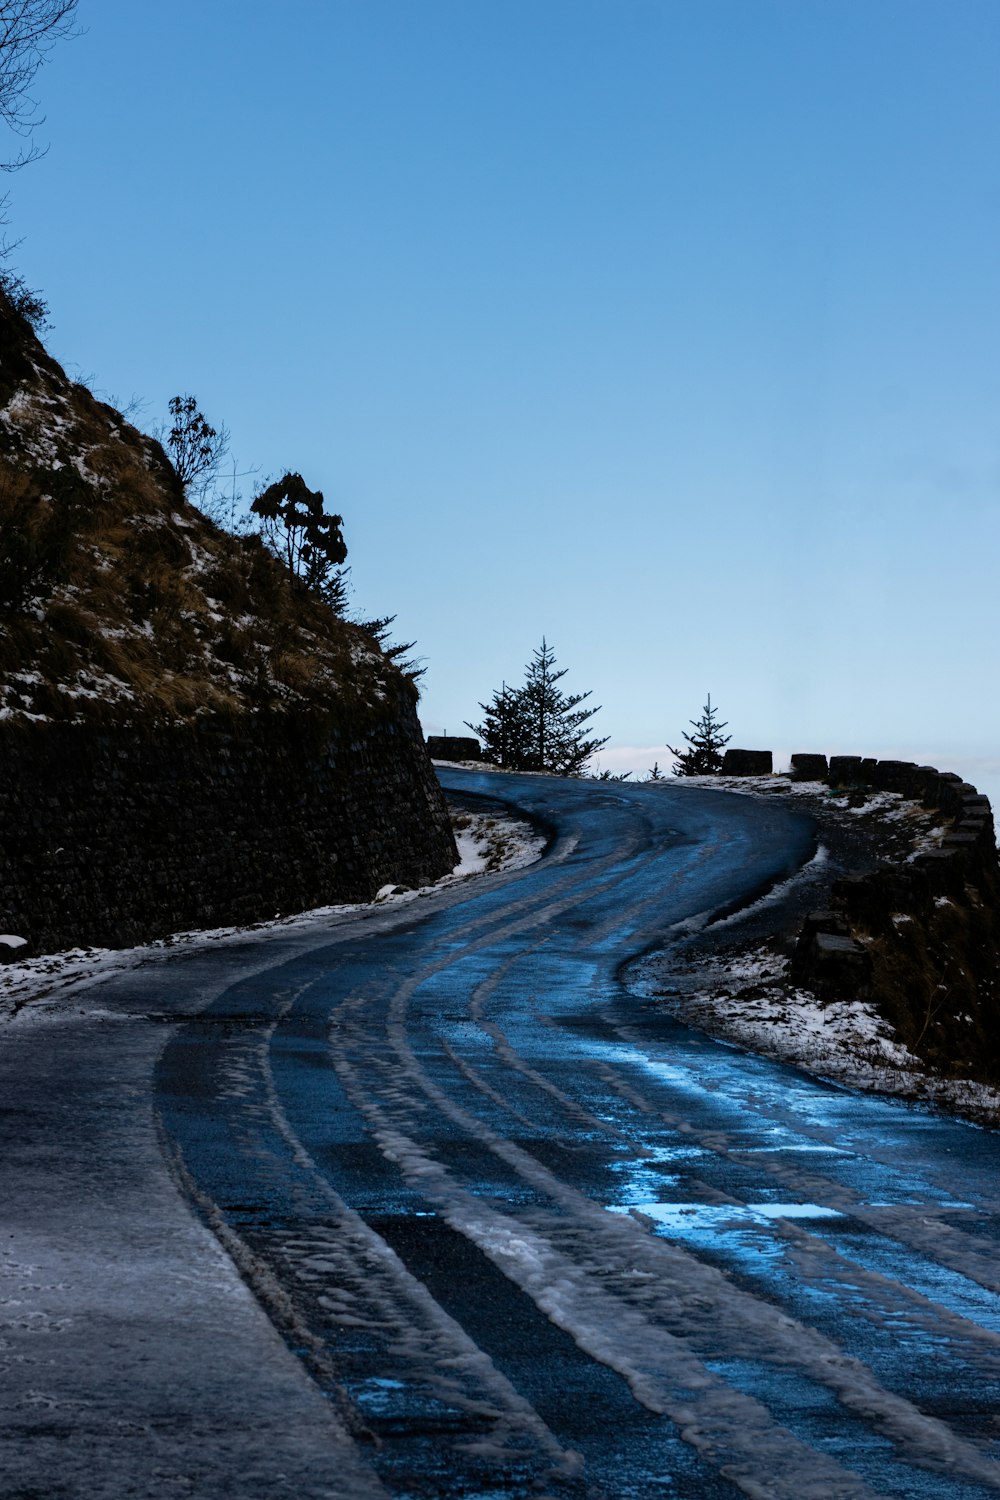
[[0, 294, 398, 724], [0, 290, 457, 952]]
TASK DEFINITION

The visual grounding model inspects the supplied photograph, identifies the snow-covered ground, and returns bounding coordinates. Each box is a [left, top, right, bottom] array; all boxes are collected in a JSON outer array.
[[627, 772, 1000, 1124], [449, 805, 547, 875], [635, 944, 1000, 1127], [0, 806, 546, 1024]]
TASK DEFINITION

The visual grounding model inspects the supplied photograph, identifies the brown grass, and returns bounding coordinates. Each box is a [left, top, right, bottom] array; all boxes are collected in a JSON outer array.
[[0, 292, 409, 730]]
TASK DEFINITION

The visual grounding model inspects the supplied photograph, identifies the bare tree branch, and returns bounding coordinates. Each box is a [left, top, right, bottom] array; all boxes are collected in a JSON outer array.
[[0, 0, 78, 171]]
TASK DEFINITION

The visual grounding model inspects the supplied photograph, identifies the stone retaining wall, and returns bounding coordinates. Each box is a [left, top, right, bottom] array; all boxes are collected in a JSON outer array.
[[0, 700, 457, 955], [786, 754, 1000, 1076]]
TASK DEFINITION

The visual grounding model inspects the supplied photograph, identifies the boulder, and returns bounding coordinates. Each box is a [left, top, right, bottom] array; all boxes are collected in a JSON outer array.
[[827, 756, 863, 787], [720, 749, 772, 777], [790, 753, 828, 782], [426, 735, 482, 762]]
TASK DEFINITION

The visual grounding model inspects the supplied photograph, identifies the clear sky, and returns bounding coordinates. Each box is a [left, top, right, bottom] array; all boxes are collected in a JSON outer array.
[[7, 0, 1000, 794]]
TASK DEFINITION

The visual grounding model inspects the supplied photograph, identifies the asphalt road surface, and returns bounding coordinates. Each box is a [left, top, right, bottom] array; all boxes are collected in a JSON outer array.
[[4, 768, 1000, 1499]]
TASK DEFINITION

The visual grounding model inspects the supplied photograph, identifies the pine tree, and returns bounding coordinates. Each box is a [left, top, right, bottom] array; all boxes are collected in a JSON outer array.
[[468, 640, 608, 776], [465, 681, 532, 769], [355, 611, 425, 685], [668, 694, 731, 777]]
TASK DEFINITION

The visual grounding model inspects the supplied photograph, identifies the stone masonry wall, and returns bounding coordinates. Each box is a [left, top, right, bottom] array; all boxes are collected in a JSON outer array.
[[786, 754, 1000, 1078], [0, 699, 458, 955]]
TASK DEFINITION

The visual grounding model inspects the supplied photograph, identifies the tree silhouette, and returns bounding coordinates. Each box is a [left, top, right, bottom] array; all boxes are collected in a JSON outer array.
[[668, 694, 730, 776], [0, 0, 78, 172], [250, 471, 347, 607], [468, 639, 608, 776], [466, 681, 532, 770], [164, 395, 230, 504]]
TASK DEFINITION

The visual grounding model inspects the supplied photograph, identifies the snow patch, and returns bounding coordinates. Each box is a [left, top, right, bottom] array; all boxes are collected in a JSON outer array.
[[636, 947, 1000, 1128]]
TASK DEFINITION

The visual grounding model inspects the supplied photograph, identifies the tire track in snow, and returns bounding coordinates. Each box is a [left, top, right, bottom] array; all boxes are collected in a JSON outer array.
[[316, 952, 1000, 1497], [328, 870, 1000, 1431], [156, 770, 1000, 1497], [156, 980, 586, 1498], [589, 1021, 1000, 1308]]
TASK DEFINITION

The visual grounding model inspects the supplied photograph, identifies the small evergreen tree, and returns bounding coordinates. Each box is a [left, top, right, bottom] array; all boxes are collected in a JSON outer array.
[[465, 681, 532, 769], [668, 694, 730, 776], [647, 761, 663, 781], [355, 610, 425, 685], [468, 640, 608, 776], [520, 639, 608, 775]]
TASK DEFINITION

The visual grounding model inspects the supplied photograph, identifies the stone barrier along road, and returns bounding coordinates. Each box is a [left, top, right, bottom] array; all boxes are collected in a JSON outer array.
[[6, 769, 1000, 1497], [782, 754, 1000, 1072]]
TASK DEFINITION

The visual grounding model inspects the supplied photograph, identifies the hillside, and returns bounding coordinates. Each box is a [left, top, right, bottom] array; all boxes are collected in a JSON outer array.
[[0, 289, 399, 728], [0, 288, 457, 954]]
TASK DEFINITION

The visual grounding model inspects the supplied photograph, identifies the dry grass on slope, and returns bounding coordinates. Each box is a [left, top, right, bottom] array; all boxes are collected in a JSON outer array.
[[0, 292, 403, 729]]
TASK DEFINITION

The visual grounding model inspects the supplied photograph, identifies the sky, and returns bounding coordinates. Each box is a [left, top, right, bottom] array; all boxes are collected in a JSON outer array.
[[6, 0, 1000, 794]]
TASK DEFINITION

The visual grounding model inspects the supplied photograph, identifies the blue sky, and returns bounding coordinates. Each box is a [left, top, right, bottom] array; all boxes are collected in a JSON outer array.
[[7, 0, 1000, 791]]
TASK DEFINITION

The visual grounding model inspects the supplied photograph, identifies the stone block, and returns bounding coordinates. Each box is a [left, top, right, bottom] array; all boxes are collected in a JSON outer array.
[[961, 796, 993, 820], [791, 928, 871, 998], [911, 848, 967, 898], [911, 766, 943, 806], [942, 829, 982, 853], [828, 756, 863, 787], [720, 749, 772, 777], [426, 735, 482, 762], [933, 773, 967, 816], [871, 760, 919, 796], [790, 754, 828, 782], [800, 909, 850, 937]]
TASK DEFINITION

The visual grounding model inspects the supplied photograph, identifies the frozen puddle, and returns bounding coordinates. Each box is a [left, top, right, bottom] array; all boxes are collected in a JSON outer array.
[[610, 1201, 843, 1229], [747, 1202, 843, 1219]]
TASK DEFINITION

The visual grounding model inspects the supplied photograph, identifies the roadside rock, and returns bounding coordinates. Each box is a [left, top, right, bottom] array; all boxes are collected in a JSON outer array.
[[720, 749, 772, 776]]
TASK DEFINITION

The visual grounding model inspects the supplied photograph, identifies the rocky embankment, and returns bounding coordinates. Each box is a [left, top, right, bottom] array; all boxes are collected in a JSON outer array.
[[788, 755, 999, 1082], [639, 754, 1000, 1117]]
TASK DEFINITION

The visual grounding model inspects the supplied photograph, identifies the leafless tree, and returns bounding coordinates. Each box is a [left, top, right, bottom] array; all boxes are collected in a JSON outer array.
[[0, 1, 78, 325], [0, 0, 78, 172], [162, 394, 231, 504]]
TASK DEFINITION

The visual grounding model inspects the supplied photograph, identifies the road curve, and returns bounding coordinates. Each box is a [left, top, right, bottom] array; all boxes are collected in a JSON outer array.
[[5, 769, 1000, 1499]]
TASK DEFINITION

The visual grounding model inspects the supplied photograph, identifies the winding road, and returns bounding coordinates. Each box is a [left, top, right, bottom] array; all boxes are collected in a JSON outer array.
[[4, 768, 1000, 1499]]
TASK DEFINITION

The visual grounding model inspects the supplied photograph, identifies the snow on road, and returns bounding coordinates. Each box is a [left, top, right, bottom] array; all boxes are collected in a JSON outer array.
[[6, 765, 1000, 1500], [0, 804, 546, 1023]]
